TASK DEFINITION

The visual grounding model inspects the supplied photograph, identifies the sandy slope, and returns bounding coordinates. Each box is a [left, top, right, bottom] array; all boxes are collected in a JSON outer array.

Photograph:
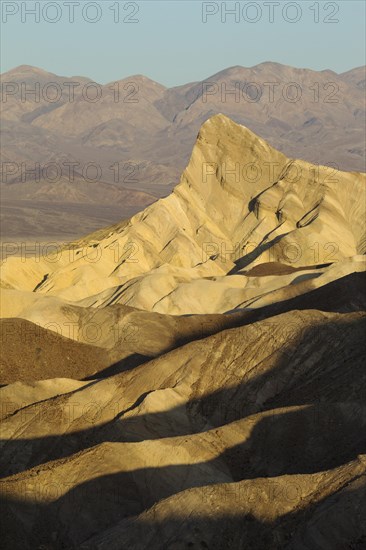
[[0, 318, 110, 384], [1, 308, 365, 548]]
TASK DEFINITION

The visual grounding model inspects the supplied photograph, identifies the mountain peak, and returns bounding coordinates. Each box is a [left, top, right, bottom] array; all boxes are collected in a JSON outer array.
[[198, 113, 253, 138], [174, 114, 289, 220], [1, 64, 92, 83], [2, 64, 56, 78], [107, 74, 166, 90], [194, 113, 281, 164]]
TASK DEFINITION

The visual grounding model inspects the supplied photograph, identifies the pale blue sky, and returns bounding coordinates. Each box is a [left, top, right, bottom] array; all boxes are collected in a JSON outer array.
[[1, 1, 365, 86]]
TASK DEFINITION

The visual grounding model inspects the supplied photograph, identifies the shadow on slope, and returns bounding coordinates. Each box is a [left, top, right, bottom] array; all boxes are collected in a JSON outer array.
[[1, 313, 366, 547], [1, 272, 364, 384], [1, 460, 365, 549], [79, 480, 366, 550], [1, 315, 365, 475], [93, 271, 366, 378]]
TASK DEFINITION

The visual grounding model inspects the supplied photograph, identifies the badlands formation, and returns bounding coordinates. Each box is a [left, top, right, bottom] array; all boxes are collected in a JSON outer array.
[[0, 115, 365, 549]]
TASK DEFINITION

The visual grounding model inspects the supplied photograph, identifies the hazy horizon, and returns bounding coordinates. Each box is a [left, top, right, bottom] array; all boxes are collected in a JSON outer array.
[[1, 1, 365, 87]]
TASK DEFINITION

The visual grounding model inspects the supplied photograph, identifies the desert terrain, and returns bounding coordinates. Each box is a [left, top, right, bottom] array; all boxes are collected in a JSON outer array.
[[1, 63, 365, 238], [0, 114, 365, 548]]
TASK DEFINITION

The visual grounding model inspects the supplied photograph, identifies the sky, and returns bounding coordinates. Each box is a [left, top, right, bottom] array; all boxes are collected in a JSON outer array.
[[1, 1, 365, 86]]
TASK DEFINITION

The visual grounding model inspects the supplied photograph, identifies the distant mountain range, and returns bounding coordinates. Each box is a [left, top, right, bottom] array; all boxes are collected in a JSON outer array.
[[1, 62, 365, 238]]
